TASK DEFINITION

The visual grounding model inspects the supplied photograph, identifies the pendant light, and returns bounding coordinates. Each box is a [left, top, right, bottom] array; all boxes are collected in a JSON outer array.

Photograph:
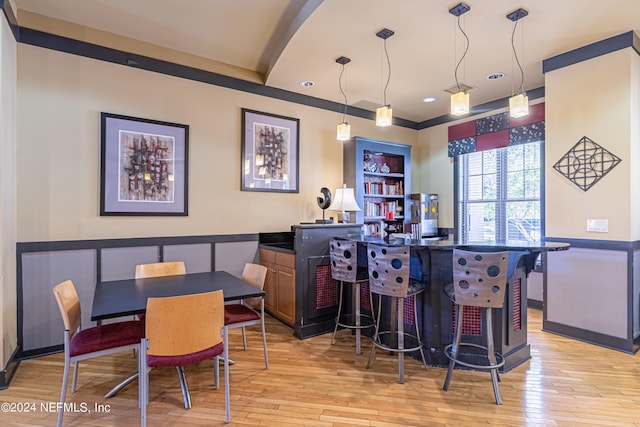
[[375, 28, 394, 127], [449, 3, 470, 116], [336, 56, 351, 141], [507, 8, 529, 118]]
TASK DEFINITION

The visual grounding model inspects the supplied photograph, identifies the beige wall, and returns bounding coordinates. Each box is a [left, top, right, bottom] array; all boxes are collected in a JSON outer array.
[[546, 48, 639, 240], [16, 44, 417, 242], [1, 6, 18, 370]]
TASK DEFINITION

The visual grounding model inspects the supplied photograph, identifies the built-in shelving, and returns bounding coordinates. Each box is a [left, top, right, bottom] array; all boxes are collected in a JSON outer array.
[[343, 137, 411, 237]]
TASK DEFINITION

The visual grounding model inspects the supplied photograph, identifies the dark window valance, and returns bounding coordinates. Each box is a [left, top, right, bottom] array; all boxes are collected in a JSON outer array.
[[447, 103, 545, 157]]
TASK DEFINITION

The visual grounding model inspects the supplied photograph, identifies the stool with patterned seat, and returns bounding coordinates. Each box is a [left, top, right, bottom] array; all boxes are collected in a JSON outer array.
[[366, 243, 428, 384], [442, 249, 509, 405], [329, 238, 375, 355]]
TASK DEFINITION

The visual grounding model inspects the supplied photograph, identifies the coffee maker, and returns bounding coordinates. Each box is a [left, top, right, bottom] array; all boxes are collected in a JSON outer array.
[[410, 193, 438, 238]]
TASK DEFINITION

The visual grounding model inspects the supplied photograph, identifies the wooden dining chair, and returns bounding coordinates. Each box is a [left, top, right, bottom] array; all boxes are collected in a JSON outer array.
[[224, 263, 269, 369], [53, 280, 145, 427], [134, 261, 190, 407], [140, 290, 230, 425], [135, 261, 187, 280]]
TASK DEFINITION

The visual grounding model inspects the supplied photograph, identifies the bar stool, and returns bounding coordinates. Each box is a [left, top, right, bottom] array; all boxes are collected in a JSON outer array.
[[366, 243, 428, 384], [443, 249, 508, 405], [329, 238, 375, 355]]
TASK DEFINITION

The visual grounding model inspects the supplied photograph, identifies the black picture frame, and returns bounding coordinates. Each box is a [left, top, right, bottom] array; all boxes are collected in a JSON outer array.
[[241, 108, 300, 193], [100, 112, 189, 216]]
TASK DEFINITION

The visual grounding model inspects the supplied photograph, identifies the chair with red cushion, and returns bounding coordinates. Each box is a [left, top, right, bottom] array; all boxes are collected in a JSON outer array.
[[53, 280, 144, 427], [140, 290, 230, 425], [224, 263, 269, 369]]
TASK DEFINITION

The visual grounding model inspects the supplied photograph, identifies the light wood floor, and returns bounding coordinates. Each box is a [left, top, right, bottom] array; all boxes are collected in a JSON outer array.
[[2, 309, 640, 426]]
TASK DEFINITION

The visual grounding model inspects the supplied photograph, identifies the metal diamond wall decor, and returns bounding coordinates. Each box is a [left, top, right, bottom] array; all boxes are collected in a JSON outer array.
[[553, 136, 621, 191]]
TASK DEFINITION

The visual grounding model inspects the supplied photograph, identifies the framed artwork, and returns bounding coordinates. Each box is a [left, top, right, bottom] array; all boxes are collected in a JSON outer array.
[[100, 112, 189, 216], [241, 108, 299, 193]]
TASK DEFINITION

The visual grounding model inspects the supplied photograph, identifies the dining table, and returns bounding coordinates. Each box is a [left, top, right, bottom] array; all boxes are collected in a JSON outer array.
[[90, 270, 265, 397]]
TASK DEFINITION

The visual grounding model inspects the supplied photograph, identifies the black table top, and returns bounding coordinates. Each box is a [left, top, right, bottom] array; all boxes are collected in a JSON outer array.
[[91, 270, 265, 321], [355, 236, 570, 252]]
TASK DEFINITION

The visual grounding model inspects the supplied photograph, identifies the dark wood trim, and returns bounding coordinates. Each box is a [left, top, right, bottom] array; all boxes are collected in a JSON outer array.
[[527, 299, 543, 310], [0, 345, 21, 389], [418, 87, 545, 129], [542, 320, 637, 354], [0, 1, 20, 41], [544, 237, 640, 251], [17, 28, 419, 130], [543, 31, 639, 74]]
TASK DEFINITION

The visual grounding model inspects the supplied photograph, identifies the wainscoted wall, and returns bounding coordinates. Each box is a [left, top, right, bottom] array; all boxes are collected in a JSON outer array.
[[18, 234, 258, 357]]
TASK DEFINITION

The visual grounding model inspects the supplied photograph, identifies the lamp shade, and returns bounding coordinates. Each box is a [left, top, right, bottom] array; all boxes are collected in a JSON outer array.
[[329, 184, 361, 212], [336, 122, 351, 141], [509, 93, 529, 118], [376, 105, 392, 127], [450, 91, 469, 116]]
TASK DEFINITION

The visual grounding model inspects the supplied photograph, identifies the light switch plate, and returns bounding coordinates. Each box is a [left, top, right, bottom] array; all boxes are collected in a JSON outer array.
[[587, 219, 608, 232]]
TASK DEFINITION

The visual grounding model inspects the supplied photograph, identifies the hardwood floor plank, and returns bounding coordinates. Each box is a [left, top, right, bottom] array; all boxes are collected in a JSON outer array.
[[2, 309, 640, 426]]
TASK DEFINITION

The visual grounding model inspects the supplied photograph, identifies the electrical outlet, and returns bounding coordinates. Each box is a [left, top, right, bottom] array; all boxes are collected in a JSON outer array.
[[587, 219, 608, 233]]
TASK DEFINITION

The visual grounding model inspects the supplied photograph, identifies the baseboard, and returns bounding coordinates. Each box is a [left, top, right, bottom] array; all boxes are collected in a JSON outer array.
[[543, 320, 636, 354], [0, 345, 21, 390], [527, 298, 543, 310]]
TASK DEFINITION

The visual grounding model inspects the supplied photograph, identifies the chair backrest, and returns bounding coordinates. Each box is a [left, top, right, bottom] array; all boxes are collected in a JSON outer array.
[[452, 249, 508, 308], [367, 243, 410, 297], [135, 261, 186, 279], [145, 290, 224, 357], [242, 263, 267, 290], [329, 238, 359, 282], [52, 280, 81, 336]]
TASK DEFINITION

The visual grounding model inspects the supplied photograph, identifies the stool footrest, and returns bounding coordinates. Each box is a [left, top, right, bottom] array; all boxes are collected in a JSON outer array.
[[335, 313, 375, 331], [370, 331, 424, 354], [444, 343, 505, 370]]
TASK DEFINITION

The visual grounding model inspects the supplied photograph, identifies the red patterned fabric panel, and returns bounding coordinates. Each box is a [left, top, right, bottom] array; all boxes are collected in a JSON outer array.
[[452, 303, 482, 336], [513, 278, 522, 331], [316, 264, 337, 309]]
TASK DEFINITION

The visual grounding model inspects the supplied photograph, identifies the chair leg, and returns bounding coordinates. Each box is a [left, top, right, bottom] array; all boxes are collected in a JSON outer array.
[[140, 339, 148, 427], [331, 281, 344, 345], [397, 297, 405, 384], [486, 308, 502, 405], [443, 304, 464, 391], [57, 357, 70, 427], [241, 326, 247, 350], [176, 366, 192, 409], [412, 295, 428, 370], [223, 326, 231, 424], [71, 361, 79, 393], [354, 283, 362, 355], [260, 301, 269, 369], [366, 295, 383, 369], [213, 355, 220, 389]]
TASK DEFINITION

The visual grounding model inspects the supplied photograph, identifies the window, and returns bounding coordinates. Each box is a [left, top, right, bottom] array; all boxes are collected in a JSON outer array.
[[456, 141, 542, 242]]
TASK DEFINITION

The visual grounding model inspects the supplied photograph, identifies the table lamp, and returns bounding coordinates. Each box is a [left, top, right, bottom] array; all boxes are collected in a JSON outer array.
[[330, 184, 361, 223]]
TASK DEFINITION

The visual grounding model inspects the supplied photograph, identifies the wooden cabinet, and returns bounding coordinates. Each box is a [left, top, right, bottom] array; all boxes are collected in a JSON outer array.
[[260, 248, 295, 326], [343, 137, 411, 237]]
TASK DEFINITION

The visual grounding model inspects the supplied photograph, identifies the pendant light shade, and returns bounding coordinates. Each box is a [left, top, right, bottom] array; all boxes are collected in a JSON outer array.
[[509, 93, 529, 118], [376, 105, 393, 127], [507, 8, 529, 118], [376, 28, 394, 128], [337, 122, 351, 141], [335, 56, 351, 141], [449, 3, 471, 117], [450, 91, 469, 116]]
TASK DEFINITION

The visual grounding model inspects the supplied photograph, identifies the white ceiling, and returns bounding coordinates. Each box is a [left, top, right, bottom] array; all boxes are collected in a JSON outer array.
[[13, 0, 640, 123]]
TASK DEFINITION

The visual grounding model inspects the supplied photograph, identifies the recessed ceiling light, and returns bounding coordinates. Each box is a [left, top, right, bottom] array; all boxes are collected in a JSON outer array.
[[423, 97, 436, 103], [487, 72, 505, 80], [300, 80, 315, 87]]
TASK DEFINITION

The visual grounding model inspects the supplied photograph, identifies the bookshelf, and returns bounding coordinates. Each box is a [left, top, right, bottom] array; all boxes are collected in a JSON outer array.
[[343, 137, 411, 237]]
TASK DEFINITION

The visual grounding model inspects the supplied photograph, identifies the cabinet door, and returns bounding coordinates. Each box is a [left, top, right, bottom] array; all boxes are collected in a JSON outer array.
[[261, 261, 277, 314], [276, 266, 295, 326]]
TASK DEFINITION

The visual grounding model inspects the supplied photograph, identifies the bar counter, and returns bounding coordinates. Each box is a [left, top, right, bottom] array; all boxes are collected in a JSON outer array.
[[350, 236, 570, 371]]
